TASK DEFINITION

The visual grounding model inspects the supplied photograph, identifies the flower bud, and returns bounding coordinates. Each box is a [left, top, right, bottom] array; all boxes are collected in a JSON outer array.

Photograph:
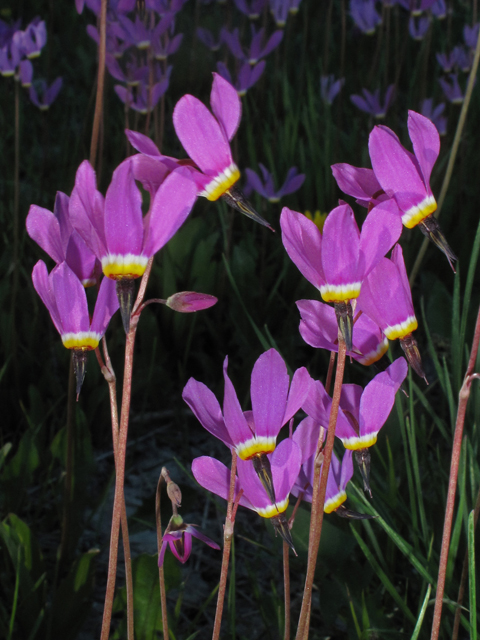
[[166, 291, 218, 313]]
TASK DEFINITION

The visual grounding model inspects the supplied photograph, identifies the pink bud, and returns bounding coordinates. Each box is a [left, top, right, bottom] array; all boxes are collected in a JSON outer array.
[[166, 291, 218, 313]]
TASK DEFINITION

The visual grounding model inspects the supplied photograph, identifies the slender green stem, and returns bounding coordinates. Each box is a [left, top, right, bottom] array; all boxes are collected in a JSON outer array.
[[99, 260, 153, 640], [410, 23, 480, 285], [212, 451, 238, 640], [295, 339, 347, 640], [431, 303, 480, 640], [90, 0, 107, 168], [283, 541, 291, 640]]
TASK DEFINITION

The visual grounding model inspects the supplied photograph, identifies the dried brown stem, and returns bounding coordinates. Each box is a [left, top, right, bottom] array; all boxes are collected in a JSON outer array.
[[89, 0, 107, 168]]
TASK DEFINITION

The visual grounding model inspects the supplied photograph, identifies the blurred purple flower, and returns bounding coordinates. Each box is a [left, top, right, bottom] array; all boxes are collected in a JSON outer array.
[[86, 24, 129, 58], [270, 0, 301, 27], [436, 50, 457, 73], [397, 0, 435, 15], [350, 0, 382, 35], [431, 0, 446, 18], [453, 45, 472, 72], [245, 164, 305, 202], [115, 78, 169, 113], [196, 26, 222, 51], [409, 15, 430, 40], [106, 54, 148, 86], [233, 0, 268, 18], [13, 20, 46, 59], [350, 84, 394, 118], [420, 97, 447, 135], [438, 73, 464, 104], [0, 41, 20, 77], [320, 74, 344, 104], [221, 25, 283, 64], [29, 77, 63, 110], [18, 59, 33, 87], [216, 60, 265, 96], [464, 23, 480, 49]]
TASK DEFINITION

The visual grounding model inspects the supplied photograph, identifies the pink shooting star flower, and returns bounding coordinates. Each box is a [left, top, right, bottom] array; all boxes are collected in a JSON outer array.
[[303, 357, 408, 495], [173, 72, 272, 229], [245, 164, 305, 202], [369, 110, 456, 269], [192, 438, 302, 552], [69, 158, 197, 332], [32, 261, 119, 396], [358, 244, 427, 381], [158, 515, 220, 566], [27, 191, 99, 287], [296, 299, 389, 366], [183, 348, 311, 505], [280, 200, 402, 349]]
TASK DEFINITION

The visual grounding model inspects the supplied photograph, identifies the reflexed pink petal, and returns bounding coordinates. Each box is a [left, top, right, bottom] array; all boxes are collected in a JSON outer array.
[[278, 170, 305, 197], [130, 154, 171, 198], [173, 94, 233, 176], [210, 72, 241, 142], [296, 299, 338, 350], [390, 244, 411, 299], [52, 263, 90, 334], [292, 416, 322, 463], [251, 349, 289, 440], [185, 525, 221, 550], [223, 357, 253, 446], [32, 260, 62, 333], [302, 380, 331, 426], [325, 451, 343, 501], [339, 449, 354, 489], [65, 231, 97, 284], [283, 367, 312, 424], [158, 540, 168, 567], [359, 199, 402, 277], [237, 457, 271, 510], [90, 276, 119, 335], [280, 208, 325, 290], [321, 204, 360, 286], [271, 439, 302, 504], [26, 205, 65, 264], [339, 384, 363, 422], [69, 160, 107, 259], [182, 378, 233, 447], [192, 456, 252, 509], [407, 110, 439, 191], [104, 159, 144, 255], [126, 129, 162, 157], [54, 192, 73, 249], [143, 169, 197, 257], [359, 357, 408, 437], [331, 164, 383, 203]]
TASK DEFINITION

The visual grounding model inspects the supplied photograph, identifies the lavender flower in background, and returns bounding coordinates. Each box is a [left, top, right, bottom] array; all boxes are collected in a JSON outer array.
[[421, 97, 447, 135], [216, 60, 266, 95], [397, 0, 435, 15], [350, 0, 382, 35], [464, 22, 480, 49], [436, 50, 458, 73], [270, 0, 300, 27], [245, 164, 305, 202], [409, 15, 430, 40], [431, 0, 446, 19], [222, 25, 283, 65], [29, 77, 63, 110], [12, 20, 47, 59], [233, 0, 268, 19], [106, 53, 149, 86], [196, 26, 222, 51], [0, 41, 20, 76], [18, 59, 33, 87], [453, 45, 472, 72], [115, 77, 169, 113], [350, 84, 394, 118], [320, 74, 344, 104], [438, 73, 464, 104]]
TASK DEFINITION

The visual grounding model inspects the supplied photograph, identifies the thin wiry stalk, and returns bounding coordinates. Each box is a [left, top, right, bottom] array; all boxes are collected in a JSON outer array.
[[90, 0, 107, 168], [410, 24, 480, 285], [155, 475, 169, 639], [283, 541, 291, 640], [430, 303, 480, 640]]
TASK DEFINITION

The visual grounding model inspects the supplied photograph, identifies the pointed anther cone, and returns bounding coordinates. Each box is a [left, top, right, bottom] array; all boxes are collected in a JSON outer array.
[[418, 215, 457, 273], [400, 333, 428, 384], [73, 350, 88, 400], [334, 301, 354, 351], [334, 504, 376, 520], [252, 453, 276, 505], [221, 186, 274, 231], [116, 279, 136, 334], [354, 448, 372, 498], [271, 512, 297, 555]]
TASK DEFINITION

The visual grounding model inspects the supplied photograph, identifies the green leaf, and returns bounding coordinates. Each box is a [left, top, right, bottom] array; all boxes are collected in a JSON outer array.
[[410, 584, 431, 640], [469, 510, 477, 640]]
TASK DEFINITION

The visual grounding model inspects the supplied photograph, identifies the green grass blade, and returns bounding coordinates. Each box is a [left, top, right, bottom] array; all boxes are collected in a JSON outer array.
[[420, 298, 446, 392], [350, 525, 416, 624], [410, 584, 431, 640], [469, 509, 477, 640], [460, 218, 480, 365]]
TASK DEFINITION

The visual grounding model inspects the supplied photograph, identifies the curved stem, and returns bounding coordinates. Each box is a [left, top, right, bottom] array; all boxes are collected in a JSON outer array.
[[295, 339, 347, 640], [89, 0, 107, 168], [212, 451, 237, 640], [410, 24, 480, 285], [430, 302, 480, 640]]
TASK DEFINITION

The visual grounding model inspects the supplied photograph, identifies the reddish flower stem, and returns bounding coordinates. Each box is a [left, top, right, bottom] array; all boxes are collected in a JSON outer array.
[[89, 0, 107, 168], [430, 302, 480, 640], [325, 351, 336, 395], [295, 339, 347, 640], [283, 542, 291, 640], [212, 451, 238, 640], [99, 260, 153, 640], [155, 475, 169, 639]]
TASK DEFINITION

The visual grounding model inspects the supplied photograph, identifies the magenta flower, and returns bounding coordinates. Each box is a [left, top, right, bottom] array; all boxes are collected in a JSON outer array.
[[296, 299, 389, 366], [32, 261, 119, 394], [281, 201, 402, 348], [369, 110, 456, 267], [173, 72, 271, 228], [183, 349, 311, 503], [358, 244, 427, 380], [245, 164, 305, 202], [158, 516, 220, 566], [27, 191, 98, 287], [192, 438, 302, 551], [29, 77, 62, 110], [350, 85, 394, 119], [331, 163, 388, 209]]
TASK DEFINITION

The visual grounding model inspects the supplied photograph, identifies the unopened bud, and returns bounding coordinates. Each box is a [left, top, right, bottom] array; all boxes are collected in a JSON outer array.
[[166, 291, 218, 313], [400, 333, 428, 384], [167, 481, 182, 507]]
